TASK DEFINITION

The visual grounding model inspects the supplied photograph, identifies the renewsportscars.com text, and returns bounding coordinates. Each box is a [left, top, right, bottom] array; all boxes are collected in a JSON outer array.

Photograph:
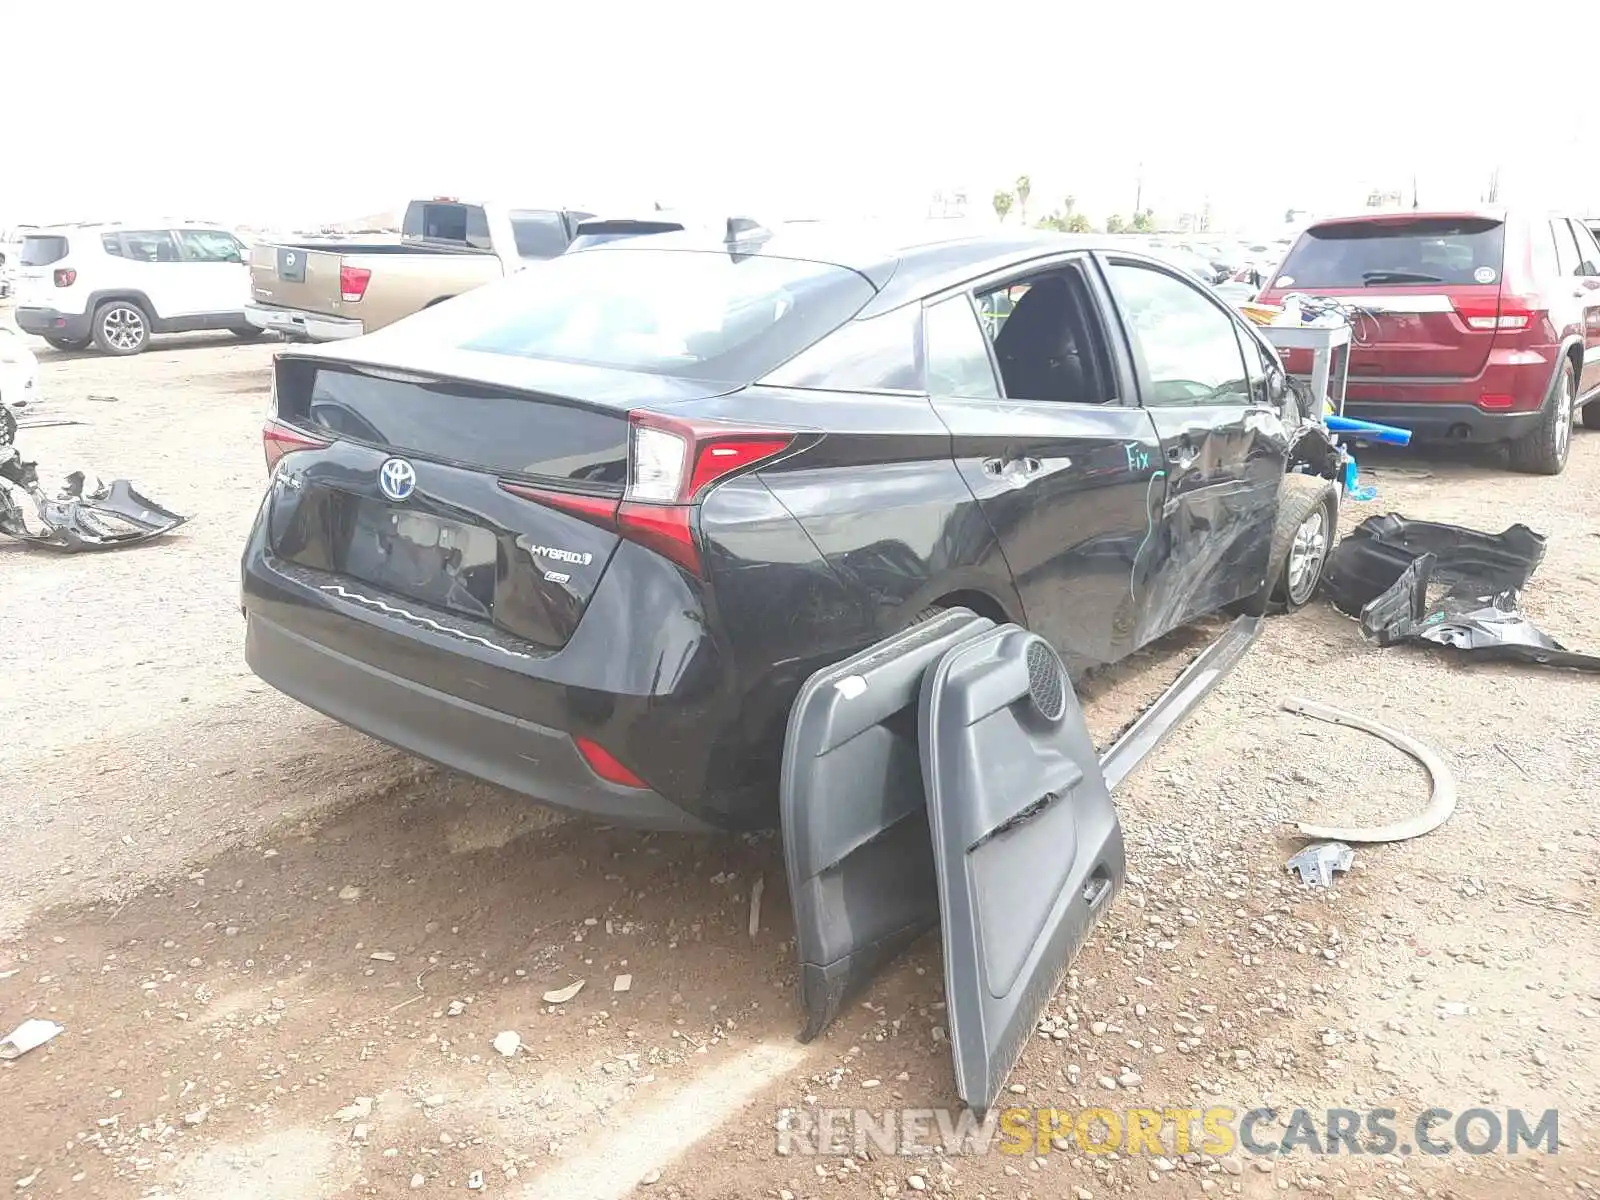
[[774, 1105, 1560, 1159]]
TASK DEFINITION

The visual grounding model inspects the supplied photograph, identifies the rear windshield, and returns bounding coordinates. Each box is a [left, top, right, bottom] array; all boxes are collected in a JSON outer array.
[[414, 247, 876, 382], [403, 202, 491, 249], [1275, 218, 1506, 288], [20, 235, 68, 266], [509, 210, 573, 259]]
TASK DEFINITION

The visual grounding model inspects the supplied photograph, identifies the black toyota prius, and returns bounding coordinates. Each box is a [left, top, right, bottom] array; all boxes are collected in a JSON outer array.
[[242, 220, 1338, 834]]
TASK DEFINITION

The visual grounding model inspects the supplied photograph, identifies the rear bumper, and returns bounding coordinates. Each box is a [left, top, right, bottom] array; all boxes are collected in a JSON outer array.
[[245, 611, 717, 832], [15, 307, 91, 342], [1341, 401, 1542, 442], [1340, 356, 1554, 443], [245, 303, 364, 341]]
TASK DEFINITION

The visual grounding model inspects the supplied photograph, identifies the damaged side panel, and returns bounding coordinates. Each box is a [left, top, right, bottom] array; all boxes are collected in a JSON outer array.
[[1135, 405, 1291, 644], [918, 625, 1125, 1114], [779, 607, 996, 1042]]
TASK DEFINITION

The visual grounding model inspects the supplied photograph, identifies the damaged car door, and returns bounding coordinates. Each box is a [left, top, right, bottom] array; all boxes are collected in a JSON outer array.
[[1099, 256, 1290, 642], [918, 623, 1124, 1114], [925, 259, 1165, 676]]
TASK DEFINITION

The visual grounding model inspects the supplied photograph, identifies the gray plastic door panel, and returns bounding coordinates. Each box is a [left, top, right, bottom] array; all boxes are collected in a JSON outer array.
[[780, 608, 995, 1040], [918, 624, 1125, 1113]]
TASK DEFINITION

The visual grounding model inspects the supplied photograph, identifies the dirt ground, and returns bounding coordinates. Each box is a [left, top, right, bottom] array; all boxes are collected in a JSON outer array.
[[2, 316, 1597, 1200]]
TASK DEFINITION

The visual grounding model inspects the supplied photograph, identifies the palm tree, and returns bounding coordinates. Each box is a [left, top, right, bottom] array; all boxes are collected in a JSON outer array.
[[1014, 176, 1032, 225], [993, 190, 1014, 224]]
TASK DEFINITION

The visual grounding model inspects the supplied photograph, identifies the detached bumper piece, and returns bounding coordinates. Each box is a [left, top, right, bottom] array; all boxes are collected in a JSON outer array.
[[787, 606, 1270, 1115], [1325, 514, 1600, 673]]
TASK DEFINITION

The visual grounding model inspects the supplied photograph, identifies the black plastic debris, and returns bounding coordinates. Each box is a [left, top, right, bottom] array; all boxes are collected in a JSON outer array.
[[1324, 514, 1600, 673], [0, 403, 187, 552]]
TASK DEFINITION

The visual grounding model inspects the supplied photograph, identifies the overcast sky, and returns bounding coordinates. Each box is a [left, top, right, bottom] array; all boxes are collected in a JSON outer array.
[[7, 2, 1594, 232]]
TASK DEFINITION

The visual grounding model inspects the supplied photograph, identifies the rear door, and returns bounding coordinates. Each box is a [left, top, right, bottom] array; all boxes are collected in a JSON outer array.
[[1559, 218, 1600, 397], [924, 257, 1166, 676], [175, 229, 249, 318], [13, 234, 70, 309], [1265, 215, 1507, 384], [116, 230, 186, 319], [1101, 255, 1289, 640]]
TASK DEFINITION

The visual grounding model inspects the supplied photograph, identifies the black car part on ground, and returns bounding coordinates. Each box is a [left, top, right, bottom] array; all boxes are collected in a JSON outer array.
[[0, 418, 187, 552], [1323, 514, 1600, 672], [919, 625, 1123, 1115], [781, 607, 1263, 1113], [780, 608, 997, 1042]]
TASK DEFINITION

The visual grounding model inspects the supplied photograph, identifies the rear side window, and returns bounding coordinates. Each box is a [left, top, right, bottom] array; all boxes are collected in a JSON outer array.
[[924, 295, 1000, 398], [420, 247, 875, 382], [100, 233, 125, 258], [1275, 218, 1506, 288], [509, 210, 571, 259], [20, 236, 68, 266], [122, 230, 181, 262]]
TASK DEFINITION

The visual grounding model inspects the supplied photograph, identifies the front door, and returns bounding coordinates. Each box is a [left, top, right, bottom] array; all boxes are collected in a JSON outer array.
[[923, 259, 1165, 677], [1099, 255, 1290, 642]]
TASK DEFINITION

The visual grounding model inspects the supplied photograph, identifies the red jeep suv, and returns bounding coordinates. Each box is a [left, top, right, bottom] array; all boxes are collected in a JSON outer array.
[[1260, 210, 1600, 474]]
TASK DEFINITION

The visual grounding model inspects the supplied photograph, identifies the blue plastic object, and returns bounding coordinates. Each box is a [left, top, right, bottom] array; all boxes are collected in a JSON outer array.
[[1342, 454, 1377, 502], [1326, 414, 1412, 446]]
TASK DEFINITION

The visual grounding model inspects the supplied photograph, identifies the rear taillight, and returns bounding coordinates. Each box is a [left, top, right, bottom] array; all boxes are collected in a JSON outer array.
[[263, 418, 331, 474], [1453, 294, 1536, 331], [574, 736, 647, 788], [497, 412, 796, 576], [339, 264, 371, 303], [52, 268, 75, 287]]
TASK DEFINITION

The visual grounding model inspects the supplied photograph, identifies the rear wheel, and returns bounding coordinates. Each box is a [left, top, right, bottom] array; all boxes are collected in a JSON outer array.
[[1240, 474, 1339, 616], [1507, 359, 1574, 475], [1581, 397, 1600, 431], [92, 301, 151, 356], [42, 335, 90, 352], [230, 326, 266, 341]]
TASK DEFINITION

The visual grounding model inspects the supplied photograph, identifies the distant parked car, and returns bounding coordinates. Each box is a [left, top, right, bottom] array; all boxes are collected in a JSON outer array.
[[1260, 208, 1600, 474], [12, 223, 259, 355]]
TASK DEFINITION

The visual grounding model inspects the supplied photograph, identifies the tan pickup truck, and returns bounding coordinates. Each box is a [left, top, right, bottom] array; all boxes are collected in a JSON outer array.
[[243, 199, 593, 342]]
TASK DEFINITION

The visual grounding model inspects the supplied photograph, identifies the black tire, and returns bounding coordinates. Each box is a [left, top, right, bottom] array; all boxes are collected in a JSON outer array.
[[1240, 474, 1339, 616], [42, 335, 90, 351], [1581, 397, 1600, 431], [229, 326, 266, 341], [91, 300, 151, 356], [1507, 359, 1574, 475]]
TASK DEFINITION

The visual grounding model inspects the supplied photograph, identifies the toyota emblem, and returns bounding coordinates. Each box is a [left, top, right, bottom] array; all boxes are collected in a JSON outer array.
[[379, 457, 417, 502]]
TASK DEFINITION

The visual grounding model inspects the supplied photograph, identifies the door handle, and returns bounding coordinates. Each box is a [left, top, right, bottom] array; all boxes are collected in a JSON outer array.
[[983, 455, 1045, 478]]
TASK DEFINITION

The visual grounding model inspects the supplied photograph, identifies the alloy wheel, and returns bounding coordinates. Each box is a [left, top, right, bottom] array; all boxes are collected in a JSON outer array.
[[1286, 507, 1328, 605], [102, 307, 146, 352]]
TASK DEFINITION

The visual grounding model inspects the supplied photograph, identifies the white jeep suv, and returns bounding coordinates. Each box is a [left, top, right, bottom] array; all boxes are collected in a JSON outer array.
[[12, 223, 261, 356]]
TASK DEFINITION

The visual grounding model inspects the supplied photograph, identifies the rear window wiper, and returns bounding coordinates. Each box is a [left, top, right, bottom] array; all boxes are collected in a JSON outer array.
[[1360, 269, 1446, 284]]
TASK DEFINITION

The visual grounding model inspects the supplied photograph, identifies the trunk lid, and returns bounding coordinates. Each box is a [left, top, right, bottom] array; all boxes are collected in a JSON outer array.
[[1263, 215, 1507, 380], [268, 355, 732, 651], [249, 243, 349, 315]]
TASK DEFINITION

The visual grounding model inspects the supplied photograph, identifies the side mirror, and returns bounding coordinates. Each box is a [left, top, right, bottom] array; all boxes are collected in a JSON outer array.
[[1267, 367, 1288, 403], [1580, 261, 1599, 277]]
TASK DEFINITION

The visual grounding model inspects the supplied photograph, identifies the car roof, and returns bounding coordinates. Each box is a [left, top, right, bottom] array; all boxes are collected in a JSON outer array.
[[25, 220, 235, 233], [580, 221, 1162, 311]]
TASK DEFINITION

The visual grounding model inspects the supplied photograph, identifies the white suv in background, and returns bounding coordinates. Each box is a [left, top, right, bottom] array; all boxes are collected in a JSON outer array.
[[12, 223, 261, 355]]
